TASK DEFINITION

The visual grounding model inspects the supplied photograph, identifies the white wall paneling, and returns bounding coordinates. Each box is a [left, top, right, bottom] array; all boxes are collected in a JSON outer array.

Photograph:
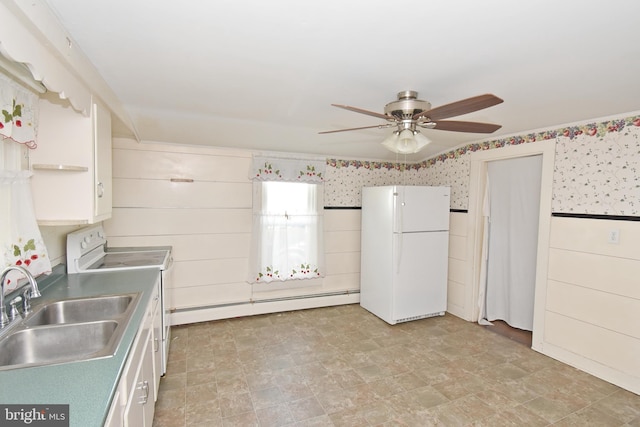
[[111, 142, 251, 182], [107, 233, 251, 261], [172, 258, 248, 288], [325, 230, 360, 253], [544, 216, 640, 394], [447, 211, 468, 318], [113, 180, 251, 209], [324, 208, 361, 231], [105, 208, 252, 236], [546, 280, 639, 340], [543, 311, 640, 394]]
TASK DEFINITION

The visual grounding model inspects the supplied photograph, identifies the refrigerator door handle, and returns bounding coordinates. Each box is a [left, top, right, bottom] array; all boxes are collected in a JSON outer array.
[[394, 188, 404, 273], [394, 189, 405, 233], [395, 233, 403, 274]]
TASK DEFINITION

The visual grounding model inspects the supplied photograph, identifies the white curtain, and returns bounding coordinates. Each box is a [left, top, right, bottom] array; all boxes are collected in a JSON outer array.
[[248, 155, 326, 284], [248, 181, 324, 284], [482, 155, 542, 331], [1, 170, 51, 293], [476, 172, 492, 326]]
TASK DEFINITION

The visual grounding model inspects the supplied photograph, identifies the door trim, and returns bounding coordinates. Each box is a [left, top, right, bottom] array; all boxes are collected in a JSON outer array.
[[466, 139, 555, 351]]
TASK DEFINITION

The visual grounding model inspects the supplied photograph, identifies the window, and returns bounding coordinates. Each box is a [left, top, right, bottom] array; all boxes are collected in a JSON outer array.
[[249, 181, 324, 283]]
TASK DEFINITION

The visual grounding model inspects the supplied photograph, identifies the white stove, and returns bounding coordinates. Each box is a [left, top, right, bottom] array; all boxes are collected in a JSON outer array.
[[66, 225, 173, 376], [66, 226, 171, 274]]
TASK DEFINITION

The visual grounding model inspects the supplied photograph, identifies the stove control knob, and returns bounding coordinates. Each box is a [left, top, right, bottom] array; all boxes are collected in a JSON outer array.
[[83, 236, 91, 244], [81, 241, 87, 249]]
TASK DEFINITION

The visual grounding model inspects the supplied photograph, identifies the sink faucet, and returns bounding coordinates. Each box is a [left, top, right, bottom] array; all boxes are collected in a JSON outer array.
[[0, 266, 41, 328]]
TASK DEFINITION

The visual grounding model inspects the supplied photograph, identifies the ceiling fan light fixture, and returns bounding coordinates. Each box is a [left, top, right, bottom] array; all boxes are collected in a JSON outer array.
[[381, 129, 431, 154], [381, 131, 400, 152], [396, 129, 417, 153], [412, 130, 431, 149]]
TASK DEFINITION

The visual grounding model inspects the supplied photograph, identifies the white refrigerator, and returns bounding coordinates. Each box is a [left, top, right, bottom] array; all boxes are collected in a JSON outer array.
[[360, 185, 450, 324]]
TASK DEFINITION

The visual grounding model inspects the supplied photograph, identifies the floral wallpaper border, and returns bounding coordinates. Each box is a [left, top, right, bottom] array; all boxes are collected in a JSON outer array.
[[324, 113, 640, 213], [327, 115, 640, 171], [326, 159, 416, 171]]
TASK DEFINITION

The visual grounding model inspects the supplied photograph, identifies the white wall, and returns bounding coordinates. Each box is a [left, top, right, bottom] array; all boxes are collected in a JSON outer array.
[[39, 225, 82, 267], [543, 216, 640, 394], [104, 138, 360, 324]]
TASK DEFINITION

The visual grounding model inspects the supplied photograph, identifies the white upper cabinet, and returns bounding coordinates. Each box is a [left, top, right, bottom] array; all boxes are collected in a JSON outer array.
[[30, 93, 112, 225]]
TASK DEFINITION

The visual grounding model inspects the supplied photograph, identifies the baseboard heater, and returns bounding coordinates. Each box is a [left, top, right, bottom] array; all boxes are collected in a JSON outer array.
[[172, 289, 360, 313]]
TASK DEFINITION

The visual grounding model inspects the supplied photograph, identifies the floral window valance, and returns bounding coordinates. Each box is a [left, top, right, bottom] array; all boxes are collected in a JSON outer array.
[[0, 72, 38, 148], [250, 155, 326, 183]]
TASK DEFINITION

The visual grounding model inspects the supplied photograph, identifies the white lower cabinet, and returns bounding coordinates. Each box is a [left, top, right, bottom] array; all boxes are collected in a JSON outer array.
[[105, 278, 161, 427], [124, 338, 155, 427]]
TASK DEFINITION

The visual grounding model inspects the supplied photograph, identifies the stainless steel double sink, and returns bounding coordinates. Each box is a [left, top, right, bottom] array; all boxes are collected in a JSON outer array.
[[0, 293, 141, 370]]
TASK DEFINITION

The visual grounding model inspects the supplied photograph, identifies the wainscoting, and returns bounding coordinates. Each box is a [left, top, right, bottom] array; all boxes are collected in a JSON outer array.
[[542, 215, 640, 395]]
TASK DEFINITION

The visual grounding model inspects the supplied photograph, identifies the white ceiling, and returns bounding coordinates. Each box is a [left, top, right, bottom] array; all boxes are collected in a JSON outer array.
[[43, 0, 640, 161]]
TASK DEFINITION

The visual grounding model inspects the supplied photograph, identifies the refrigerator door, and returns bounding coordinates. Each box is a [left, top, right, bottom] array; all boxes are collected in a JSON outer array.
[[394, 186, 450, 233], [392, 231, 449, 321]]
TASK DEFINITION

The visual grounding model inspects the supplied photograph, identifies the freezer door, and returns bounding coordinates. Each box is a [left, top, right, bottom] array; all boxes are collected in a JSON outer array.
[[394, 186, 450, 232]]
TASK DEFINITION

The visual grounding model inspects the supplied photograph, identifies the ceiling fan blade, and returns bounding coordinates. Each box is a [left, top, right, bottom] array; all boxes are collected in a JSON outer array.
[[414, 94, 503, 121], [331, 104, 391, 121], [318, 123, 394, 134], [424, 120, 502, 133]]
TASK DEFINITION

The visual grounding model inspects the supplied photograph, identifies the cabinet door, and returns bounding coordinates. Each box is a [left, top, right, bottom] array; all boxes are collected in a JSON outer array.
[[123, 337, 148, 427], [124, 329, 157, 426], [124, 330, 156, 426], [30, 94, 112, 225], [141, 337, 156, 424], [31, 95, 92, 224], [104, 383, 127, 427], [123, 287, 156, 427], [93, 101, 112, 220]]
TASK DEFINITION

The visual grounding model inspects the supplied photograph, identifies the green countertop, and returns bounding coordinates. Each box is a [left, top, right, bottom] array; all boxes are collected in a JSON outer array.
[[0, 264, 161, 427]]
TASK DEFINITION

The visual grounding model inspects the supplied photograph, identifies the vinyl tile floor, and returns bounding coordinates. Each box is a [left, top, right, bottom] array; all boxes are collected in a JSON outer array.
[[152, 304, 640, 426]]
